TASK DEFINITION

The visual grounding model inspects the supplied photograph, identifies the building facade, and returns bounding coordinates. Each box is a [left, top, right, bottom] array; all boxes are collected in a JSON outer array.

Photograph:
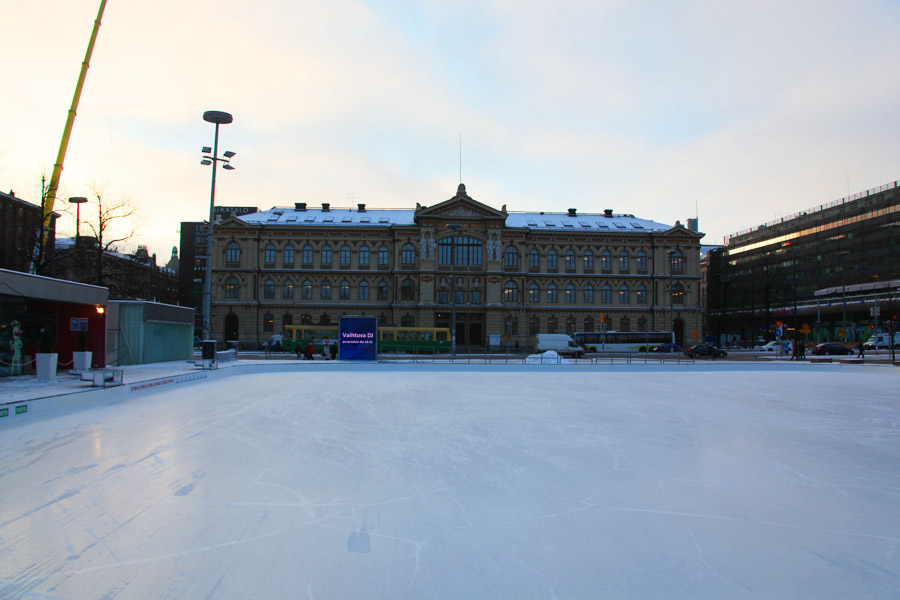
[[0, 190, 58, 275], [209, 184, 703, 350], [707, 179, 900, 345]]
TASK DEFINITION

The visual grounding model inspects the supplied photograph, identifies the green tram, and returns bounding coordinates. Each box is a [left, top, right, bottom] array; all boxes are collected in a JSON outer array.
[[283, 325, 451, 355]]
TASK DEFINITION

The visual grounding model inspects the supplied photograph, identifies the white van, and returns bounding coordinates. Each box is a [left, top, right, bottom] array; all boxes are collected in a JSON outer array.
[[535, 334, 585, 358], [863, 332, 900, 350]]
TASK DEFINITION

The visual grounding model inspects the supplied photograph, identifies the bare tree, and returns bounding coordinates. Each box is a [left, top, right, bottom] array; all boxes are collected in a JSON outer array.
[[81, 184, 138, 287]]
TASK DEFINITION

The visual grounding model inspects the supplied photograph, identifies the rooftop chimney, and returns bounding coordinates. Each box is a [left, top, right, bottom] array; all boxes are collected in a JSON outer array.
[[357, 203, 366, 212], [295, 202, 306, 211], [568, 208, 577, 217], [322, 203, 330, 212], [604, 209, 613, 218]]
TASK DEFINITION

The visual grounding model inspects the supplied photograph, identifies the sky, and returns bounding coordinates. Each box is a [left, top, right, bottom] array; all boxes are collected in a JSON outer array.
[[2, 363, 899, 597], [3, 1, 900, 260]]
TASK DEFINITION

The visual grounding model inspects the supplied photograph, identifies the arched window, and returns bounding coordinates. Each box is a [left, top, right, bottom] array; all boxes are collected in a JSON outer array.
[[438, 236, 482, 266], [583, 250, 594, 270], [669, 250, 684, 273], [400, 279, 416, 301], [671, 283, 685, 305], [565, 284, 576, 303], [339, 280, 351, 300], [547, 250, 558, 270], [321, 245, 332, 267], [263, 313, 274, 333], [283, 280, 293, 300], [503, 281, 518, 302], [619, 285, 629, 304], [637, 285, 647, 304], [301, 280, 312, 299], [378, 281, 389, 300], [619, 251, 629, 271], [547, 283, 558, 303], [358, 281, 369, 300], [564, 250, 576, 270], [584, 284, 594, 304], [340, 245, 352, 266], [584, 316, 594, 332], [601, 250, 612, 270], [225, 276, 240, 299], [636, 251, 647, 271], [378, 246, 390, 266], [284, 245, 294, 266], [226, 242, 241, 265], [601, 284, 612, 304], [529, 283, 540, 303], [263, 279, 275, 299], [547, 316, 558, 334], [402, 243, 416, 266], [320, 280, 331, 300], [504, 246, 519, 268], [620, 317, 630, 332], [529, 316, 539, 335], [529, 249, 540, 269], [565, 317, 576, 335], [264, 244, 276, 266], [359, 245, 370, 266], [302, 245, 314, 265]]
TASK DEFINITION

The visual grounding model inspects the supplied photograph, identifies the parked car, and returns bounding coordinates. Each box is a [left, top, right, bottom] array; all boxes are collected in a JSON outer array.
[[684, 344, 728, 359], [811, 342, 854, 356], [650, 343, 682, 353], [754, 340, 792, 353]]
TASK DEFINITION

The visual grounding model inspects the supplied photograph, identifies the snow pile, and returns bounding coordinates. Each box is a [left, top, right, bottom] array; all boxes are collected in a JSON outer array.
[[524, 350, 572, 364]]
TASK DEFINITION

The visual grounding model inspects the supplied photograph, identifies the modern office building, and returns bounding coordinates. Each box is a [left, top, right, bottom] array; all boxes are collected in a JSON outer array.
[[707, 179, 900, 345], [208, 184, 703, 350]]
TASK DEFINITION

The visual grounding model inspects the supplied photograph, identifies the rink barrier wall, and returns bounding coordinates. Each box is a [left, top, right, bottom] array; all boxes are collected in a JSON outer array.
[[3, 360, 897, 424]]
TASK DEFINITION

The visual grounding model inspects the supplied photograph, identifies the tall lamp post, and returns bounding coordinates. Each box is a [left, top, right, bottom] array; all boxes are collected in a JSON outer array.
[[836, 250, 850, 341], [448, 223, 461, 357], [200, 110, 236, 342], [68, 196, 87, 243]]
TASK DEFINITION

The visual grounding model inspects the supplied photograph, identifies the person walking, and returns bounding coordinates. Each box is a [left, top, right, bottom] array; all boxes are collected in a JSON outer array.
[[329, 343, 338, 360], [799, 340, 806, 360], [304, 342, 315, 361], [857, 339, 865, 359]]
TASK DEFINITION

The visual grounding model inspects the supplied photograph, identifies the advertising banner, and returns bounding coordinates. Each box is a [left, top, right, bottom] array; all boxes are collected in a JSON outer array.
[[339, 316, 378, 361]]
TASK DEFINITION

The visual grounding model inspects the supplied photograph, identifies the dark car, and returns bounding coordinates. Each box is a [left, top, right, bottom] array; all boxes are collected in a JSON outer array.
[[811, 342, 853, 356], [684, 344, 727, 359], [650, 342, 682, 353]]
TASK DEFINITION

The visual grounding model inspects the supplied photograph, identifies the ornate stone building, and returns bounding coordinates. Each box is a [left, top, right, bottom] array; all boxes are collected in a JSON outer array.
[[210, 184, 703, 349]]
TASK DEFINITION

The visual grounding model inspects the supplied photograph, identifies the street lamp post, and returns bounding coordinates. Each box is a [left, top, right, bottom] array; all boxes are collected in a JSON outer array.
[[200, 110, 235, 342], [448, 223, 461, 357], [837, 250, 850, 341], [68, 196, 87, 243]]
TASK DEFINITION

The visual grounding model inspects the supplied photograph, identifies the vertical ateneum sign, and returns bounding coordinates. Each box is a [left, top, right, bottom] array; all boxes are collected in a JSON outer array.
[[339, 316, 378, 361]]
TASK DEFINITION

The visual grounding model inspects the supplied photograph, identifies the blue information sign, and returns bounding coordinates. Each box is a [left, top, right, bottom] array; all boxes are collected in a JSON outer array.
[[339, 316, 378, 361]]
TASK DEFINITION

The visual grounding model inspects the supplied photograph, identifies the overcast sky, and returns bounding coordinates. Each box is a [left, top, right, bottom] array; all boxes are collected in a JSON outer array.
[[3, 0, 900, 259]]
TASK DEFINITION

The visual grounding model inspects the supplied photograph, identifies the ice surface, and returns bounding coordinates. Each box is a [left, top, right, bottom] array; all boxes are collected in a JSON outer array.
[[2, 364, 899, 599]]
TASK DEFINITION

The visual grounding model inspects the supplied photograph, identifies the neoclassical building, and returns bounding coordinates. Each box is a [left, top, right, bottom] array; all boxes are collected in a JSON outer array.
[[210, 184, 704, 349]]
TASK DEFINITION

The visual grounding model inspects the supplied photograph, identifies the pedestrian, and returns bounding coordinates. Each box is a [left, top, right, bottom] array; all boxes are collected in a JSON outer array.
[[514, 339, 520, 353], [305, 342, 314, 361], [329, 343, 338, 360], [791, 341, 798, 361], [799, 340, 806, 360], [857, 340, 865, 359]]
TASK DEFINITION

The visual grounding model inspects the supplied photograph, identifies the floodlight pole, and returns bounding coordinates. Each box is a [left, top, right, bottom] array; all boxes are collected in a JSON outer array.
[[448, 223, 461, 357], [201, 110, 234, 342]]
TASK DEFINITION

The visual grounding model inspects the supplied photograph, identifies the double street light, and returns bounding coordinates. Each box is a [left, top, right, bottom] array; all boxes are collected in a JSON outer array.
[[200, 110, 236, 341]]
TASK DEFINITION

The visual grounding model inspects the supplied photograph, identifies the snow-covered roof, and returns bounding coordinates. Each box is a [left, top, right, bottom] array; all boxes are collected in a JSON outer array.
[[240, 207, 672, 232], [505, 212, 671, 232]]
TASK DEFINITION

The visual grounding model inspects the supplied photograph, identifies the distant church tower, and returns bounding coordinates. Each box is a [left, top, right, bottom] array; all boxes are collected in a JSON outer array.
[[166, 246, 179, 275]]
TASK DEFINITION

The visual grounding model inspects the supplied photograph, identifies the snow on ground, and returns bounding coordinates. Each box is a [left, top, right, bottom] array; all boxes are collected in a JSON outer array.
[[1, 364, 899, 599], [524, 350, 572, 364]]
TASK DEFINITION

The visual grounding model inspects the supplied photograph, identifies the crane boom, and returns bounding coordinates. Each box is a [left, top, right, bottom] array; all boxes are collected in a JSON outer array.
[[40, 0, 108, 247]]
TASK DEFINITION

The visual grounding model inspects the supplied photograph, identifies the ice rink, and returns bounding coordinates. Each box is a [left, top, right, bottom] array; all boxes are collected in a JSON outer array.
[[2, 364, 899, 599]]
